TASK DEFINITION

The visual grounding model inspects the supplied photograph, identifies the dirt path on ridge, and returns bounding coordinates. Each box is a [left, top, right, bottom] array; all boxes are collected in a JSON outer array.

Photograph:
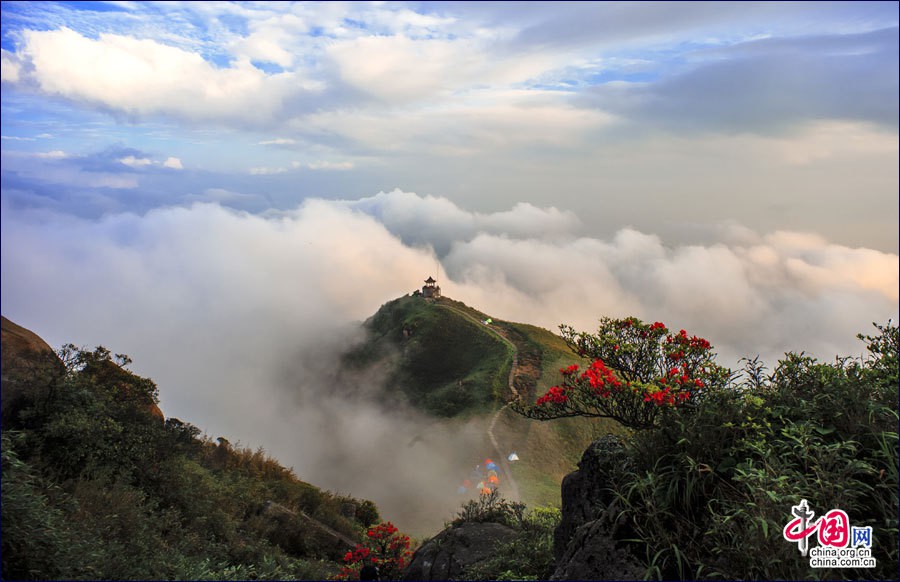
[[435, 303, 521, 502]]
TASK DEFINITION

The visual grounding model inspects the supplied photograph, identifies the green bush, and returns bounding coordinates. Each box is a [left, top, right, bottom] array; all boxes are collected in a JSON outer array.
[[2, 344, 376, 580], [1, 432, 81, 579], [451, 489, 526, 529], [615, 322, 899, 580], [461, 506, 561, 581], [513, 318, 897, 580]]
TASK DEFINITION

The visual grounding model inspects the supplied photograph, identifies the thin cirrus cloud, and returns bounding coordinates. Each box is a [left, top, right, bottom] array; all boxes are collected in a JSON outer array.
[[258, 138, 297, 145], [249, 160, 353, 174]]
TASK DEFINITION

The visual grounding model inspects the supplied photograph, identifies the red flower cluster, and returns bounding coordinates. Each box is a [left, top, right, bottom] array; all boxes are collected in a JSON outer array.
[[560, 364, 580, 376], [643, 387, 691, 406], [519, 316, 724, 429], [582, 359, 621, 397], [343, 546, 371, 563], [666, 329, 711, 350], [540, 359, 627, 404], [332, 522, 412, 581], [536, 386, 569, 405], [367, 521, 398, 539]]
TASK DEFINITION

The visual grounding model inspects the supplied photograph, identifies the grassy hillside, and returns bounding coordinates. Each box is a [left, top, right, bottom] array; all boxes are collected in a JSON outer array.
[[344, 295, 623, 509], [344, 294, 513, 417], [497, 321, 624, 507]]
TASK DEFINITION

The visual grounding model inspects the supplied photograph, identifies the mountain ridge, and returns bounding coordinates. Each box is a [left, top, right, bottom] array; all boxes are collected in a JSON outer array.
[[1, 315, 381, 580], [343, 293, 620, 508]]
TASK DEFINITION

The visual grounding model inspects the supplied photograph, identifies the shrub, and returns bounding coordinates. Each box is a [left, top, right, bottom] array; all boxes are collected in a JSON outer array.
[[451, 489, 526, 529], [515, 317, 898, 580], [4, 342, 382, 580], [461, 506, 561, 581], [332, 522, 412, 581], [512, 317, 730, 429]]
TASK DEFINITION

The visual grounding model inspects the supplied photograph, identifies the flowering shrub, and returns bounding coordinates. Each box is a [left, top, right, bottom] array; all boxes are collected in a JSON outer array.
[[332, 521, 412, 581], [512, 317, 730, 429]]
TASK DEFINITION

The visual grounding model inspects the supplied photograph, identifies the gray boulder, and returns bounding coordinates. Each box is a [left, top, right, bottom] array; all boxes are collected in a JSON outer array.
[[401, 522, 516, 581], [554, 434, 629, 560], [552, 434, 643, 580], [551, 517, 643, 580]]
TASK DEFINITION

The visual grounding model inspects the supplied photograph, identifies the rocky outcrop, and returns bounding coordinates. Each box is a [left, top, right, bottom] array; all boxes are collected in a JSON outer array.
[[1, 316, 165, 423], [253, 500, 356, 560], [1, 316, 65, 423], [401, 522, 516, 581], [551, 434, 643, 581], [552, 517, 644, 580]]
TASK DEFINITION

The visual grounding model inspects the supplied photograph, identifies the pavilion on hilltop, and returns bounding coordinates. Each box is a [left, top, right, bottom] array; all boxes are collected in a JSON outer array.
[[422, 276, 441, 299]]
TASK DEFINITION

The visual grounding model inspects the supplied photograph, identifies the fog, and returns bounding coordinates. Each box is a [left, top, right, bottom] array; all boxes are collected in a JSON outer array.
[[2, 190, 896, 533]]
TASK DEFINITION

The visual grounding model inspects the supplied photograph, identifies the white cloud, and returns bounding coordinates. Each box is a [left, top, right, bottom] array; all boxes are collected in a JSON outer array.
[[768, 121, 899, 165], [0, 48, 21, 82], [440, 226, 898, 365], [187, 188, 260, 204], [249, 165, 287, 175], [34, 150, 69, 159], [306, 160, 353, 170], [258, 138, 297, 145], [15, 27, 321, 125], [230, 13, 307, 68], [249, 160, 354, 173], [118, 154, 182, 170], [325, 33, 566, 104], [119, 155, 153, 168], [162, 156, 183, 169], [344, 189, 580, 251], [89, 174, 139, 189], [326, 35, 474, 102], [293, 90, 613, 156]]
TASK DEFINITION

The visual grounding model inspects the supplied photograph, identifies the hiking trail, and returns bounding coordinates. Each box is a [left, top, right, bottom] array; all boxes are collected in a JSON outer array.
[[436, 302, 521, 502]]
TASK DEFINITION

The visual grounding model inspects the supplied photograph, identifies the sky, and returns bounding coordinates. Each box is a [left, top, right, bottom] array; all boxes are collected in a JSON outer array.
[[1, 1, 898, 532]]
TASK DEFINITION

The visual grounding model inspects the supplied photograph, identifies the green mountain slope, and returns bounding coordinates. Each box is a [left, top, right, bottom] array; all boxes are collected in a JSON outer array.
[[344, 294, 623, 508], [1, 317, 376, 581], [344, 294, 514, 417]]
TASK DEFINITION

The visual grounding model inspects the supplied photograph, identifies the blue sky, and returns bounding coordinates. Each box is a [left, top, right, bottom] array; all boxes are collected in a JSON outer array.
[[1, 2, 898, 517]]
